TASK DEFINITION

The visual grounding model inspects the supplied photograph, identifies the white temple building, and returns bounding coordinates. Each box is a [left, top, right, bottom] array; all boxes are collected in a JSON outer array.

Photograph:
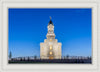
[[40, 17, 62, 59]]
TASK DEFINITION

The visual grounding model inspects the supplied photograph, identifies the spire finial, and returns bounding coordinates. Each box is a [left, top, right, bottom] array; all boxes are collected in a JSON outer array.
[[50, 16, 52, 20], [48, 16, 54, 26]]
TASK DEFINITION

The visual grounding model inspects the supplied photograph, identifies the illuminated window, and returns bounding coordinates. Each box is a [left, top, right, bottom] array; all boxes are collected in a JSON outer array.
[[50, 45, 52, 50], [50, 52, 52, 55], [50, 39, 52, 42], [42, 47, 44, 50], [50, 28, 52, 30]]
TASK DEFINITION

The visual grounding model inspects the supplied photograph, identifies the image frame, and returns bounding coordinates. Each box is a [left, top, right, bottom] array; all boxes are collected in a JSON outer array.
[[0, 0, 99, 72]]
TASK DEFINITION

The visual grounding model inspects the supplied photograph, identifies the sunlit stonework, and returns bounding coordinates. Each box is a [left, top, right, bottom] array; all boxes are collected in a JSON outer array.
[[40, 17, 62, 59]]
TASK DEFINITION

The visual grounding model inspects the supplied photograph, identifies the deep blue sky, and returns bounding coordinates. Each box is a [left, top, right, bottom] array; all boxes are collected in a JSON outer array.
[[8, 8, 92, 58]]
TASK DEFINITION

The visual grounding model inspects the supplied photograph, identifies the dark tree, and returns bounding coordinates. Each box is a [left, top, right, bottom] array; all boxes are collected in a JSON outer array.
[[66, 55, 69, 59], [27, 57, 30, 61], [9, 51, 12, 59], [64, 56, 66, 59], [34, 55, 37, 60]]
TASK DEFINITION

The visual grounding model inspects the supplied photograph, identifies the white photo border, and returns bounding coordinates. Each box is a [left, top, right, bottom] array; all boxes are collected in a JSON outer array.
[[1, 2, 98, 71]]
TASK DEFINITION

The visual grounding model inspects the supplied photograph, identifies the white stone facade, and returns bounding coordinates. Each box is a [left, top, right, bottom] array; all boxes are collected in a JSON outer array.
[[40, 18, 62, 59]]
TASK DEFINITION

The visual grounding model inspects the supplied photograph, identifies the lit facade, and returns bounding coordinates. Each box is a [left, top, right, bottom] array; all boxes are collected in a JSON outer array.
[[40, 17, 62, 59]]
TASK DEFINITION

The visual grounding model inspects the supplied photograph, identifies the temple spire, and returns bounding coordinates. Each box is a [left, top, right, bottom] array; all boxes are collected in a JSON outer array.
[[50, 16, 52, 20], [48, 16, 54, 26]]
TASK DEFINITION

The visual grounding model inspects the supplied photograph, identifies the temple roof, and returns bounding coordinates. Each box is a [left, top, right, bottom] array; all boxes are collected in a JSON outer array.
[[48, 16, 54, 26]]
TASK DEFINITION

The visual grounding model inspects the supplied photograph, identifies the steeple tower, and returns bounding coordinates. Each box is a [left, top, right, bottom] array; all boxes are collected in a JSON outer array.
[[46, 17, 55, 39]]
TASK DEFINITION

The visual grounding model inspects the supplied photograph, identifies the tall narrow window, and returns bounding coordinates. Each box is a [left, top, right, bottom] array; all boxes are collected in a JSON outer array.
[[50, 45, 52, 50], [50, 39, 52, 42], [50, 52, 52, 55]]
